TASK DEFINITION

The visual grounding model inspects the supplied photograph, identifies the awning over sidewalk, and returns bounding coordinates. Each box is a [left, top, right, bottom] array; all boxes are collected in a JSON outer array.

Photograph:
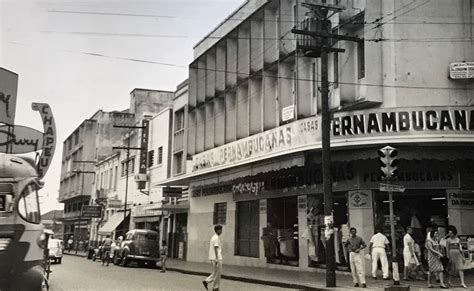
[[149, 204, 189, 213], [98, 212, 129, 235], [133, 215, 162, 223]]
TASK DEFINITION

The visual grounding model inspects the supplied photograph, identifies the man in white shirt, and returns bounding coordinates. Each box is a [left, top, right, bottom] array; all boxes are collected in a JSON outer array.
[[202, 225, 223, 291], [369, 229, 390, 280]]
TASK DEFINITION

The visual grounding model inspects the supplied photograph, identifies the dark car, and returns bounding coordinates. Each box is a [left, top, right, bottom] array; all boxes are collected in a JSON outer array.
[[113, 229, 160, 267]]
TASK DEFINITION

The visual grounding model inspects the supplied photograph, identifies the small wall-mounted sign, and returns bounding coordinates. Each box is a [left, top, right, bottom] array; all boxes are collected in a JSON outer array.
[[449, 62, 474, 79], [281, 104, 295, 122]]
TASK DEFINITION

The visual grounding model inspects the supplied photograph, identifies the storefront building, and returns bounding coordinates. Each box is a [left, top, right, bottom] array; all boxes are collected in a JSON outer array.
[[159, 0, 474, 271], [174, 106, 474, 271]]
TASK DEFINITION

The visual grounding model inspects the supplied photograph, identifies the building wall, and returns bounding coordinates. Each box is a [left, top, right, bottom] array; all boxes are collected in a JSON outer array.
[[130, 89, 174, 120], [187, 0, 474, 161]]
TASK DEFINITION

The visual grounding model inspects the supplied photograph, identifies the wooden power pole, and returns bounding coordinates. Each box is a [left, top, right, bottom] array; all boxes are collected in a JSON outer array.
[[292, 3, 362, 288]]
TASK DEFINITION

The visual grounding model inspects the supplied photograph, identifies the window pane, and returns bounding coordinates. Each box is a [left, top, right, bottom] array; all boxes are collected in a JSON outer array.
[[18, 184, 41, 224]]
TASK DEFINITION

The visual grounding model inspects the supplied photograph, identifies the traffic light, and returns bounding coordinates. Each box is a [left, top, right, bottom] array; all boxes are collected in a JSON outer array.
[[378, 146, 399, 180]]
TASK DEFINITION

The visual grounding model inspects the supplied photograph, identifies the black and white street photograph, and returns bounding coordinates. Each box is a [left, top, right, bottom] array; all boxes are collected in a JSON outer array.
[[0, 0, 473, 290]]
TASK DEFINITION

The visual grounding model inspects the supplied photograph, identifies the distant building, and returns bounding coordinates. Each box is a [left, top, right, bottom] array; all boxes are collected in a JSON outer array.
[[41, 210, 64, 239], [58, 89, 174, 243]]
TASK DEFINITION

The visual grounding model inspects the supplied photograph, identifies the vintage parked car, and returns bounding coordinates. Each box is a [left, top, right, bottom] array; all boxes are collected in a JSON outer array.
[[48, 238, 63, 264], [113, 229, 160, 268]]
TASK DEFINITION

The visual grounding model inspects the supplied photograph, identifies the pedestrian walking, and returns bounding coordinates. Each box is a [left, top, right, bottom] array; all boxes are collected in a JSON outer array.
[[403, 226, 418, 280], [202, 225, 223, 291], [369, 228, 390, 280], [101, 235, 113, 266], [67, 236, 73, 252], [160, 240, 168, 273], [446, 226, 467, 289], [345, 227, 367, 288], [425, 230, 446, 288]]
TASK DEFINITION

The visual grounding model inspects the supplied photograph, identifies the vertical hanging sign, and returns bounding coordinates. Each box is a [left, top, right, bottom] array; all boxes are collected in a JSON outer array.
[[137, 120, 149, 190]]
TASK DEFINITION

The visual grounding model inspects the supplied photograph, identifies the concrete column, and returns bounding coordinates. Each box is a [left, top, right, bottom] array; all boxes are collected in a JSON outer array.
[[259, 199, 268, 266], [298, 195, 308, 269], [348, 190, 375, 274]]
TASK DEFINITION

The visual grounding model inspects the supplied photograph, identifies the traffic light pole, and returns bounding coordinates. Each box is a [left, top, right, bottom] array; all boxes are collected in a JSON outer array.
[[388, 189, 400, 284], [378, 145, 400, 285]]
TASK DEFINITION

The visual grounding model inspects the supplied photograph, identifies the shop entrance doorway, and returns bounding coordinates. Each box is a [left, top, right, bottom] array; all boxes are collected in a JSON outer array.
[[264, 196, 299, 266], [374, 190, 448, 269], [306, 193, 348, 269]]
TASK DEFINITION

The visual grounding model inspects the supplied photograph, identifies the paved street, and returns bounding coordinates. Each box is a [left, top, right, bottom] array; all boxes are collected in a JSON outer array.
[[48, 256, 298, 291]]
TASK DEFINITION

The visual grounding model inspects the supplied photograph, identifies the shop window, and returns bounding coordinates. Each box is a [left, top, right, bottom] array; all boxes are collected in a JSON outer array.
[[235, 200, 259, 257], [213, 202, 227, 225], [265, 196, 299, 265], [306, 193, 348, 268]]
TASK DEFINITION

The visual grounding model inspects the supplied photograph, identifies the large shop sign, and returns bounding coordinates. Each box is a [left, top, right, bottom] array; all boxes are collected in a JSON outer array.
[[192, 106, 474, 174]]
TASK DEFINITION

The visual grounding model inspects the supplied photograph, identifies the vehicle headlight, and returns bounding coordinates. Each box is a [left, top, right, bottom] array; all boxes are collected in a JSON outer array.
[[0, 238, 11, 251]]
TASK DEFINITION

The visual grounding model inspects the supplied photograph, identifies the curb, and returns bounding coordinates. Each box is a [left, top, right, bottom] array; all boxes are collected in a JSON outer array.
[[166, 266, 320, 291]]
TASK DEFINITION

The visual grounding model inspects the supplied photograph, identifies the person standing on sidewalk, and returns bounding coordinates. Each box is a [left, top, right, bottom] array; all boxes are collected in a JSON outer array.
[[369, 228, 390, 280], [345, 227, 367, 288], [202, 225, 223, 291], [160, 240, 168, 273]]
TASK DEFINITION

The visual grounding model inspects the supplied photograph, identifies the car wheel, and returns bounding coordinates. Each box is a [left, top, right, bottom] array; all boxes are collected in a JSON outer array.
[[113, 254, 120, 265], [121, 249, 130, 267], [58, 258, 62, 264]]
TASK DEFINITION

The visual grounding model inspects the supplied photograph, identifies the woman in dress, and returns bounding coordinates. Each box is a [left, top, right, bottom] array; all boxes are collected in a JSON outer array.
[[446, 226, 467, 289], [425, 230, 446, 288], [403, 226, 417, 280]]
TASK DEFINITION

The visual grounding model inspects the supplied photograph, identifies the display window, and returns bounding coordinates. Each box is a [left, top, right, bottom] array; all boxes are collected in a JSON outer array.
[[304, 193, 348, 269], [263, 196, 299, 266]]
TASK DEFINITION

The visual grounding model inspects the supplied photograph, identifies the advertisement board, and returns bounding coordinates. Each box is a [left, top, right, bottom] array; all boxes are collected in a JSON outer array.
[[192, 106, 474, 175], [81, 205, 102, 218], [0, 68, 18, 125]]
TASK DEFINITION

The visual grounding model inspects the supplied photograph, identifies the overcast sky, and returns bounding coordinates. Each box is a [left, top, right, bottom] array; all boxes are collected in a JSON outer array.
[[0, 0, 243, 213]]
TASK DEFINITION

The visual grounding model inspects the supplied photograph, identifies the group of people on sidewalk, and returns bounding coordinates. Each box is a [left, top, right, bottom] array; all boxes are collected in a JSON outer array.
[[345, 225, 469, 289]]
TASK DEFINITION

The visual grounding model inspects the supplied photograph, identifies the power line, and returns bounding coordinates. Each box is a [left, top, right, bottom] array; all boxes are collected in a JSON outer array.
[[41, 31, 189, 39], [40, 30, 473, 43], [47, 9, 175, 18]]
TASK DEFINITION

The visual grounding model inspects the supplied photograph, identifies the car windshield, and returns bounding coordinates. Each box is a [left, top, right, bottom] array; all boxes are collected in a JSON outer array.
[[135, 233, 157, 241]]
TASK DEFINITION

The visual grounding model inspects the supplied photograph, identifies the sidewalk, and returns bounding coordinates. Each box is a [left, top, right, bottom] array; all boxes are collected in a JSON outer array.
[[64, 251, 473, 290]]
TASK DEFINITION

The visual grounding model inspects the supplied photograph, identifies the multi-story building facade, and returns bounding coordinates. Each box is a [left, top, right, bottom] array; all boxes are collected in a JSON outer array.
[[59, 110, 135, 242], [161, 0, 474, 272], [59, 89, 174, 243]]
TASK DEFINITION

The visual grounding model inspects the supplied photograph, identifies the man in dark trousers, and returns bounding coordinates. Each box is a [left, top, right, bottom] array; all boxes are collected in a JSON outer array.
[[202, 225, 223, 291]]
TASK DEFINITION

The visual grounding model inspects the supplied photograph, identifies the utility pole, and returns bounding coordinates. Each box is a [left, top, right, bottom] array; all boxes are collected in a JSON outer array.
[[112, 120, 149, 235], [72, 160, 96, 254], [292, 3, 361, 288]]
